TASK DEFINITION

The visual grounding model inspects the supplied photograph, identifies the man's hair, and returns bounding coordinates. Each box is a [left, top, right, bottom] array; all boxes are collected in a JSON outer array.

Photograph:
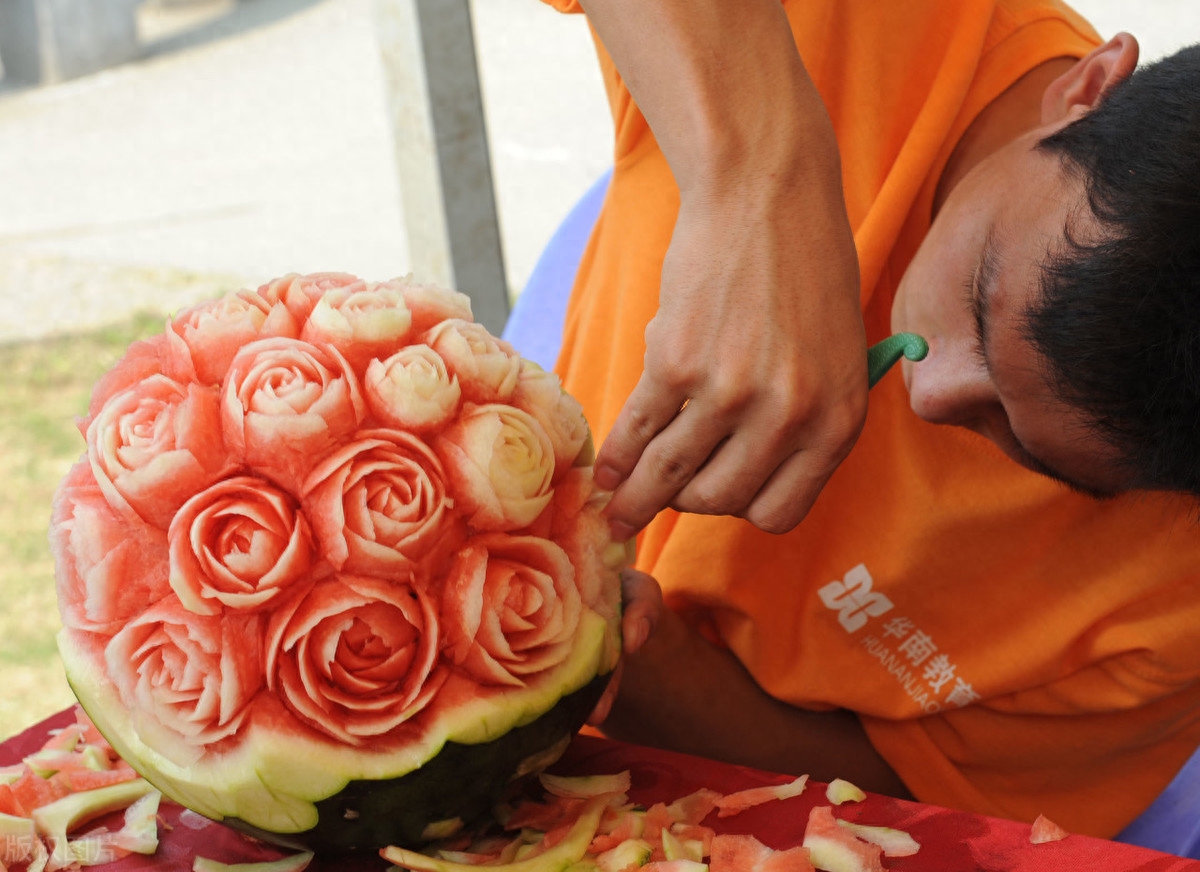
[[1027, 44, 1200, 495]]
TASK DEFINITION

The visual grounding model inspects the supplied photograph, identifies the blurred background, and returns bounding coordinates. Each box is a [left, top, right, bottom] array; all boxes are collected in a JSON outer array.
[[0, 0, 1196, 738]]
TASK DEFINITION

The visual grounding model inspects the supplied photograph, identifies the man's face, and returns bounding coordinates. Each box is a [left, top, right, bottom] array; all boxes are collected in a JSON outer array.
[[891, 126, 1132, 497]]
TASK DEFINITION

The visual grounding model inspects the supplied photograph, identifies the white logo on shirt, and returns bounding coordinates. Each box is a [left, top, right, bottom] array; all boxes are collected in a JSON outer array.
[[820, 564, 981, 712], [817, 563, 894, 632]]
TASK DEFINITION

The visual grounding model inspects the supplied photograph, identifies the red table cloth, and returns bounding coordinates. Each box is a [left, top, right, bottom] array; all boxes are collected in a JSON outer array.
[[4, 708, 1198, 872]]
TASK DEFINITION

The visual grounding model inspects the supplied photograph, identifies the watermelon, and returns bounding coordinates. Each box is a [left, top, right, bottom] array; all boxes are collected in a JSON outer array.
[[715, 775, 809, 818], [192, 853, 315, 872], [834, 821, 919, 858], [710, 833, 815, 872], [49, 273, 627, 854], [823, 779, 865, 806], [801, 806, 883, 872], [1029, 814, 1069, 844], [389, 766, 854, 872]]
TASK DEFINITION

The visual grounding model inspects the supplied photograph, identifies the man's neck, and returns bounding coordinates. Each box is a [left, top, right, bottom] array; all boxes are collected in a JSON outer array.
[[934, 57, 1078, 215]]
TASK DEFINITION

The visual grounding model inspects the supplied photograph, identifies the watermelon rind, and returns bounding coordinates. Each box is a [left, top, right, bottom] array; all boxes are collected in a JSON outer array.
[[228, 675, 608, 852], [60, 609, 614, 851], [31, 778, 156, 846], [595, 838, 654, 872], [381, 794, 610, 872], [191, 852, 314, 872]]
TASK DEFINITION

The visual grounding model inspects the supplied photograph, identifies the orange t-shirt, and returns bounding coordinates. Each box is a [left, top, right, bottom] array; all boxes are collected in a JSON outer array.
[[542, 0, 1200, 837]]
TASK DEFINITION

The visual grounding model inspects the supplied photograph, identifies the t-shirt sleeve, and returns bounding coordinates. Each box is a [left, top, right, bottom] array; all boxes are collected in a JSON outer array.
[[537, 0, 583, 12]]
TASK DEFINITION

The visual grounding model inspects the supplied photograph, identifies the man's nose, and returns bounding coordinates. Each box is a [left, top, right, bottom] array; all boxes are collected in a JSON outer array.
[[906, 340, 998, 426]]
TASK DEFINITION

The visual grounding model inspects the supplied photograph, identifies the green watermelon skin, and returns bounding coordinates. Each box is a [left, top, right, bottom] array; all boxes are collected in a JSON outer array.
[[224, 675, 609, 853]]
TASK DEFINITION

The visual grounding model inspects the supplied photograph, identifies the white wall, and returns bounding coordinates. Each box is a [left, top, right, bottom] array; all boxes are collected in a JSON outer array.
[[1072, 0, 1199, 62]]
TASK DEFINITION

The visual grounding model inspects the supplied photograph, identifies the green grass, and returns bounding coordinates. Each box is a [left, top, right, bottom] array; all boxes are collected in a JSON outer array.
[[0, 312, 165, 739]]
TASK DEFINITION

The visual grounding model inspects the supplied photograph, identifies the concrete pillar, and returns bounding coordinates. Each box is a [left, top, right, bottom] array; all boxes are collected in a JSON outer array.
[[374, 0, 510, 337], [0, 0, 142, 85]]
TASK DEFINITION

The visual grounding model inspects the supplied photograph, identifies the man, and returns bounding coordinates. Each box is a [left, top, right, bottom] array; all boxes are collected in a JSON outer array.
[[541, 0, 1200, 838]]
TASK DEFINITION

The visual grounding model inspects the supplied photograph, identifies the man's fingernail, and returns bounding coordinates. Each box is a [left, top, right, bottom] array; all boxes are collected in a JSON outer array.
[[609, 519, 636, 543], [593, 464, 621, 491], [628, 617, 653, 652]]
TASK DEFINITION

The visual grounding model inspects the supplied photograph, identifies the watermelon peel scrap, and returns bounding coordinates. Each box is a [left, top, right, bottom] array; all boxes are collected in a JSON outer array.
[[377, 766, 924, 872]]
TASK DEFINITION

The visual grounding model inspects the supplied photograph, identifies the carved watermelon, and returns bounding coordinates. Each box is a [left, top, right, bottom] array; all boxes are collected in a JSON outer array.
[[49, 273, 626, 854]]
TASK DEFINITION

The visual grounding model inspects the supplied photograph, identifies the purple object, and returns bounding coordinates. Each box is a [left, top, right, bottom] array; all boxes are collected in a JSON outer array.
[[1117, 745, 1200, 858], [502, 168, 612, 370]]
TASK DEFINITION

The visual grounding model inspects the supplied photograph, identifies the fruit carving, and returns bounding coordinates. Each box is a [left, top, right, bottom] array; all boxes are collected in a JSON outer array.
[[49, 273, 625, 853]]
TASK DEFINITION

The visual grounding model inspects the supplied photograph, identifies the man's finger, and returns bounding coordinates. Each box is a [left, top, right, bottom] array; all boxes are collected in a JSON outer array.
[[620, 568, 663, 654], [670, 427, 789, 518], [742, 447, 842, 533], [585, 661, 623, 726], [594, 374, 688, 493], [603, 399, 728, 536]]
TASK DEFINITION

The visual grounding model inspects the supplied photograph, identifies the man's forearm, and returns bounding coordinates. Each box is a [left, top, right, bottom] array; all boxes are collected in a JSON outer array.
[[576, 0, 842, 201], [602, 607, 912, 799]]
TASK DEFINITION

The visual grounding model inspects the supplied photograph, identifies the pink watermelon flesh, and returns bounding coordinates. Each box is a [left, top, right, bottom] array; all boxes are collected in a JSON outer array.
[[802, 805, 884, 872], [710, 833, 815, 872], [716, 775, 809, 818], [1030, 814, 1069, 844]]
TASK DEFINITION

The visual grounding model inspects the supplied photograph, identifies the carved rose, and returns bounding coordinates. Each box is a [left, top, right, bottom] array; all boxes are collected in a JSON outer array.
[[168, 476, 314, 615], [265, 574, 446, 744], [435, 403, 556, 531], [302, 430, 455, 576], [86, 374, 230, 529], [440, 534, 582, 686], [221, 337, 364, 492]]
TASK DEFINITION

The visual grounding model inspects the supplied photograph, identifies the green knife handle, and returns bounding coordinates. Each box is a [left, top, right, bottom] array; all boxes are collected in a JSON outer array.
[[867, 332, 929, 388]]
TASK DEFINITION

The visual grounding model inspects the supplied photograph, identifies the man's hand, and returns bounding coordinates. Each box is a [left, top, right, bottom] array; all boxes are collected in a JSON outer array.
[[601, 599, 910, 797], [579, 0, 869, 540], [587, 568, 664, 727], [595, 180, 867, 539]]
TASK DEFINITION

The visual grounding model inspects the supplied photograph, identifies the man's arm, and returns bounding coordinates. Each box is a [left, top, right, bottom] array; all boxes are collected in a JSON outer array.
[[602, 606, 912, 798], [580, 0, 869, 538]]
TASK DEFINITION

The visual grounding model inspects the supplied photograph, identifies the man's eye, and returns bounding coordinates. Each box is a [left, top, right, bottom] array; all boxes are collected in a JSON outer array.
[[964, 270, 988, 364]]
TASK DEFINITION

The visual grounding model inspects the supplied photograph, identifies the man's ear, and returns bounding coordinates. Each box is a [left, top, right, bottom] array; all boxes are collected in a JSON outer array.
[[1041, 33, 1140, 124]]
